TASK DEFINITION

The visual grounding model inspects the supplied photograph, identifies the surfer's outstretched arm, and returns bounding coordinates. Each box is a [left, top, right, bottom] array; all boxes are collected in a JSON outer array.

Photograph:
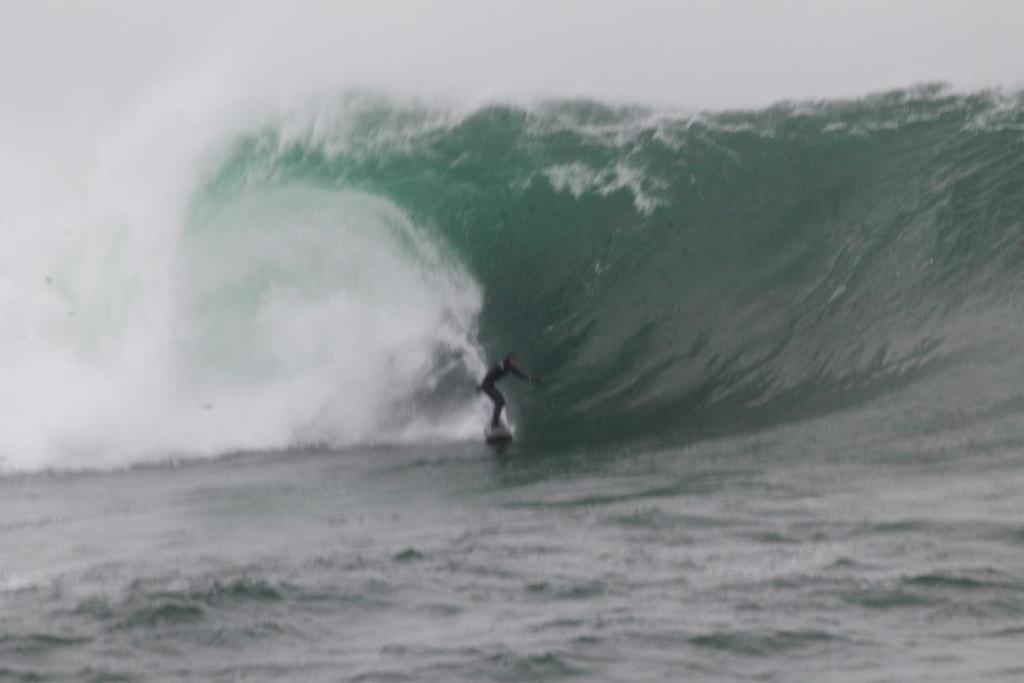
[[509, 365, 540, 384]]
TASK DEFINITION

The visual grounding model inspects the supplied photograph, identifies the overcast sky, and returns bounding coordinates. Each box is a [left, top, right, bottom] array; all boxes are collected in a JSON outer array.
[[2, 0, 1022, 115]]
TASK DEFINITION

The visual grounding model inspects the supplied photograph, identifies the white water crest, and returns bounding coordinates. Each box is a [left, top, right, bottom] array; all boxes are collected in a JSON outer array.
[[0, 73, 485, 472]]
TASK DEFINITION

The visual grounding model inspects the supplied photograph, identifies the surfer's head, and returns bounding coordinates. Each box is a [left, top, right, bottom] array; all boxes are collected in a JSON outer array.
[[503, 352, 517, 366]]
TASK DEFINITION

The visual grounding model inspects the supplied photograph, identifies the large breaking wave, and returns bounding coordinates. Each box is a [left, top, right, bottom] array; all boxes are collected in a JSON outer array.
[[3, 85, 1023, 470]]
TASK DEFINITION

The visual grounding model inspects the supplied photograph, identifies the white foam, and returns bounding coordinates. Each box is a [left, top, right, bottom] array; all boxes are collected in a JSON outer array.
[[0, 75, 485, 473], [542, 161, 667, 215]]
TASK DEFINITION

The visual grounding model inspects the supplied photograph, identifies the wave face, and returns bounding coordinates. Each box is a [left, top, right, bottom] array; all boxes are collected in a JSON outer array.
[[3, 85, 1024, 469], [212, 87, 1024, 448]]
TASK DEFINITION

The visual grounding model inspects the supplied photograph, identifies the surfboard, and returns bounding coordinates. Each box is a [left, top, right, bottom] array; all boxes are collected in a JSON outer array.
[[484, 424, 513, 444]]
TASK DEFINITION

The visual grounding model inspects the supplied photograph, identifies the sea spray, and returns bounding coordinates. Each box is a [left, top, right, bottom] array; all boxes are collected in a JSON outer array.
[[0, 87, 486, 472]]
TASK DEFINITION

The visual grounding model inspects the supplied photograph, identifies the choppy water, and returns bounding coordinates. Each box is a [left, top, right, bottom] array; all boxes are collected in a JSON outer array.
[[4, 386, 1024, 681]]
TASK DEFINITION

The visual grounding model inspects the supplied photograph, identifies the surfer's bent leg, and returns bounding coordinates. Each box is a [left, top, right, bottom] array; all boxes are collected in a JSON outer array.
[[481, 384, 505, 427]]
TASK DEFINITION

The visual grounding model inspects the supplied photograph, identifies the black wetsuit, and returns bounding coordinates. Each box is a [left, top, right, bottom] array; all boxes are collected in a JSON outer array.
[[478, 359, 530, 428]]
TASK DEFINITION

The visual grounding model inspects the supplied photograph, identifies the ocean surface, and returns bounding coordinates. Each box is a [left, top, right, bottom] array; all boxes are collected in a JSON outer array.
[[2, 85, 1024, 681]]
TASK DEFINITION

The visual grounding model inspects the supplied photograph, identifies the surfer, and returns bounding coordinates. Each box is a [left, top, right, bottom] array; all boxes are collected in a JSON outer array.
[[477, 353, 539, 428]]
